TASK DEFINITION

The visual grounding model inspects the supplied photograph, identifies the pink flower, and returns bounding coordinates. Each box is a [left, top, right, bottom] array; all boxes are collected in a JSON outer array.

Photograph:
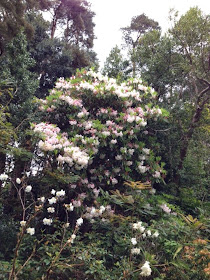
[[160, 204, 171, 214]]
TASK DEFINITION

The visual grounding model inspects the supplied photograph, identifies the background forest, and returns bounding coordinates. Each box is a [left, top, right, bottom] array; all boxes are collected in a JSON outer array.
[[0, 1, 209, 279]]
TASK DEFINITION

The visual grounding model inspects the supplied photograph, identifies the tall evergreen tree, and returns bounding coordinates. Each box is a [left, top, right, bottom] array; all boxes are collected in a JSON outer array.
[[121, 14, 160, 76], [0, 0, 51, 55]]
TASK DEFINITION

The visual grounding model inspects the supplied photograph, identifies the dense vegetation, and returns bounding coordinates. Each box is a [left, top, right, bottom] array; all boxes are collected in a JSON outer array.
[[0, 1, 209, 279]]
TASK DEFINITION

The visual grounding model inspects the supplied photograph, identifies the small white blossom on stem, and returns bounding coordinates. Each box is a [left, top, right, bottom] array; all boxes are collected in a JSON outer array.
[[47, 207, 55, 213], [51, 189, 56, 195], [20, 220, 26, 227], [131, 248, 140, 255], [64, 203, 74, 211], [25, 185, 32, 192], [48, 197, 57, 204], [16, 178, 21, 184], [70, 234, 76, 243], [56, 189, 65, 197], [43, 218, 53, 225], [26, 227, 35, 235], [76, 217, 83, 226], [39, 196, 45, 203]]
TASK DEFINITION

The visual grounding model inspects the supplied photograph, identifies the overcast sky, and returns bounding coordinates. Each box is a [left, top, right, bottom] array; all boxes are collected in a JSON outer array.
[[88, 0, 210, 67]]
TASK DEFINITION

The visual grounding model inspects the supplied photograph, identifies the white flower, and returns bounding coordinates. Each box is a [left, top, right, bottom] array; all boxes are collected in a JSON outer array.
[[138, 165, 147, 173], [113, 168, 121, 173], [16, 178, 21, 184], [160, 204, 171, 214], [140, 261, 152, 276], [47, 207, 55, 213], [90, 207, 96, 215], [149, 188, 156, 194], [51, 189, 56, 195], [102, 131, 110, 136], [25, 185, 32, 193], [26, 227, 35, 235], [147, 230, 152, 237], [133, 221, 142, 230], [65, 203, 74, 211], [131, 238, 137, 245], [56, 189, 65, 197], [133, 222, 145, 233], [39, 196, 45, 203], [128, 149, 135, 155], [76, 217, 83, 226], [69, 234, 76, 243], [127, 115, 135, 123], [110, 139, 117, 144], [20, 220, 26, 227], [152, 231, 159, 238], [131, 248, 140, 255], [153, 171, 161, 178], [115, 155, 123, 160], [100, 205, 106, 213], [43, 218, 53, 225], [77, 112, 84, 118], [111, 178, 118, 185], [48, 197, 57, 204], [0, 173, 8, 181], [142, 233, 146, 238], [142, 148, 150, 155]]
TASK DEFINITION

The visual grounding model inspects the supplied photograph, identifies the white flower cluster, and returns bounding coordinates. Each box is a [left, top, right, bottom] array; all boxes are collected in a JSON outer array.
[[132, 221, 145, 233], [76, 217, 83, 226], [58, 146, 90, 168], [43, 218, 53, 225], [55, 77, 73, 89], [84, 205, 106, 219], [86, 69, 153, 102], [140, 261, 152, 277], [59, 95, 83, 108], [33, 122, 90, 168], [132, 220, 159, 239], [26, 227, 35, 235], [56, 189, 65, 197], [131, 221, 159, 256], [0, 173, 8, 181]]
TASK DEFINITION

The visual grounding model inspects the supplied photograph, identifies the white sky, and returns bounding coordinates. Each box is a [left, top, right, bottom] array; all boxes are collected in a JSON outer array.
[[88, 0, 210, 67]]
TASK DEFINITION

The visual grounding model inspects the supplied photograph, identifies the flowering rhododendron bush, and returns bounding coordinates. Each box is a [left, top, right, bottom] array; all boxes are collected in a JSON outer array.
[[33, 69, 166, 194]]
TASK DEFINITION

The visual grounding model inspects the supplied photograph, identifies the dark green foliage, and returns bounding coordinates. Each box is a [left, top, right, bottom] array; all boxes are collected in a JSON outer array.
[[0, 0, 51, 54], [102, 45, 130, 80]]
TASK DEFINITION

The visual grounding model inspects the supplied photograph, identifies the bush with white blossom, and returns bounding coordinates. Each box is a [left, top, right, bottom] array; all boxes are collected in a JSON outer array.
[[32, 69, 167, 199]]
